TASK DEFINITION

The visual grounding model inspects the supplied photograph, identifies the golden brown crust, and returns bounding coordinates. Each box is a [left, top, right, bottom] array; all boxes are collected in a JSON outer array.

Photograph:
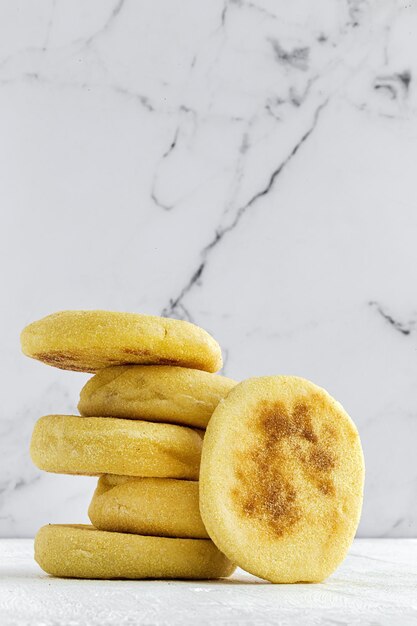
[[199, 376, 365, 583], [78, 365, 237, 429], [30, 414, 203, 479], [21, 310, 222, 373], [231, 397, 339, 538], [35, 524, 236, 579]]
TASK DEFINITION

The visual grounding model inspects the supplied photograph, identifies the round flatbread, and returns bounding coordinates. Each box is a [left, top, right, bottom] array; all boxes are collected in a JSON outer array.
[[35, 525, 235, 579], [89, 475, 208, 538], [79, 365, 237, 429], [21, 310, 222, 373], [199, 376, 364, 583], [31, 414, 203, 479]]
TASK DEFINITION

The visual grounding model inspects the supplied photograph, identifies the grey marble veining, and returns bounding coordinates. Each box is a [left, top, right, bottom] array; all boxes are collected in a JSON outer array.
[[0, 0, 416, 537]]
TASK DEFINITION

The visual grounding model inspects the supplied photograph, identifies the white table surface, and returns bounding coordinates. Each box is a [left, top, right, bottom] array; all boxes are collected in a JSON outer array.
[[0, 539, 416, 626]]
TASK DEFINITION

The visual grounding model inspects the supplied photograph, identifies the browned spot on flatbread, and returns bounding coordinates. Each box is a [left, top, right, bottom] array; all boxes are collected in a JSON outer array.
[[122, 348, 152, 356], [318, 480, 335, 496], [153, 357, 181, 365], [232, 395, 338, 538], [35, 352, 90, 372], [35, 348, 182, 371], [309, 448, 335, 471], [122, 348, 180, 365]]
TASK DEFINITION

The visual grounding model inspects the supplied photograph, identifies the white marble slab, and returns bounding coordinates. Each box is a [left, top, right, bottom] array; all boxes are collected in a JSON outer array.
[[0, 539, 416, 626], [1, 1, 417, 537]]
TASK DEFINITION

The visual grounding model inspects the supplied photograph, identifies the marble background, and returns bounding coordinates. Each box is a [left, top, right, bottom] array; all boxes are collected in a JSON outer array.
[[0, 0, 416, 538]]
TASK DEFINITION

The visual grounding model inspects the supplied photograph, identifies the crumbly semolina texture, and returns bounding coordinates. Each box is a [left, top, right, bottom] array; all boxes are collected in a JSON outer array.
[[30, 415, 203, 479], [34, 525, 236, 580], [199, 376, 365, 583], [79, 365, 237, 429], [20, 310, 222, 373], [89, 475, 208, 539]]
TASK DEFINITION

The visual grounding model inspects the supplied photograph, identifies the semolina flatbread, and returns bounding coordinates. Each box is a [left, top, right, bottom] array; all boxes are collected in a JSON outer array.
[[35, 524, 235, 579], [199, 376, 364, 583], [79, 365, 236, 429], [89, 475, 208, 538], [21, 310, 222, 373], [31, 414, 203, 479]]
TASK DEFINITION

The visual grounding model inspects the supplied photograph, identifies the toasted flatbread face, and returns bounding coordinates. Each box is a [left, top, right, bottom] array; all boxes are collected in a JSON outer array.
[[21, 310, 222, 373], [34, 524, 236, 580], [30, 414, 203, 479], [79, 365, 237, 429], [199, 376, 364, 583], [89, 475, 209, 538]]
